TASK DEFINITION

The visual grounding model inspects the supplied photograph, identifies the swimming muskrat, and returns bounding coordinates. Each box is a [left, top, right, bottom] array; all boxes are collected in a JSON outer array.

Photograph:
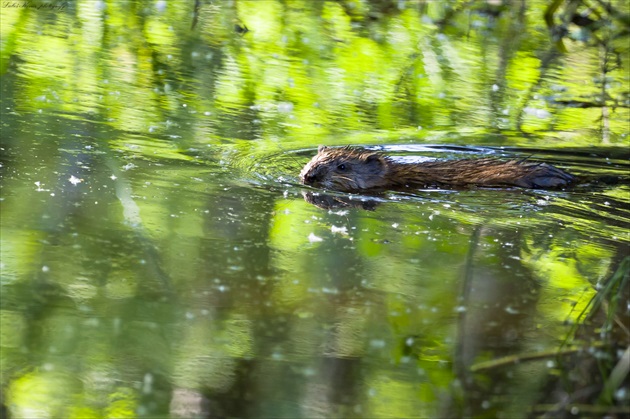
[[300, 146, 576, 192]]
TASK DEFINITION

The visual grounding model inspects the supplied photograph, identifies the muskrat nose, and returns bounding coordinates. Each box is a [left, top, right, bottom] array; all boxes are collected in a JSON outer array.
[[301, 167, 322, 185], [302, 173, 316, 184]]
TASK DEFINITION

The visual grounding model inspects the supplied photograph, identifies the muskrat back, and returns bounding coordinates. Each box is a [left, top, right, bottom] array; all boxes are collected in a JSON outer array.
[[300, 146, 575, 192]]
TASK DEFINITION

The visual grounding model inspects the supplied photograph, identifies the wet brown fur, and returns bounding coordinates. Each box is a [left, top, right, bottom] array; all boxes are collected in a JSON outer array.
[[300, 146, 575, 192]]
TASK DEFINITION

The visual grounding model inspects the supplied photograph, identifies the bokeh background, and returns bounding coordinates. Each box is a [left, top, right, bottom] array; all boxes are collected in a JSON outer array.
[[1, 0, 629, 418]]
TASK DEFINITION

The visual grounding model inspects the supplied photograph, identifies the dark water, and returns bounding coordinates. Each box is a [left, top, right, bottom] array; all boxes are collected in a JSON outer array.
[[1, 1, 629, 418]]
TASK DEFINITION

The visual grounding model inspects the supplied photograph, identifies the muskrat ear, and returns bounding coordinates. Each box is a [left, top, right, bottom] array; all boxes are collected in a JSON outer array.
[[365, 153, 382, 163], [317, 145, 329, 153], [365, 153, 385, 173]]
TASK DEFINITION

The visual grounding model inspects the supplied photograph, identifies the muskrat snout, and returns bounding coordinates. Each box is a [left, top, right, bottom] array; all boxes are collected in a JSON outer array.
[[301, 172, 316, 185], [299, 166, 320, 186]]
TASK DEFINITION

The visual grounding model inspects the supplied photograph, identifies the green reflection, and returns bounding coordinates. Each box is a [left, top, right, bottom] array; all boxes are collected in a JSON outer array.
[[1, 0, 629, 418]]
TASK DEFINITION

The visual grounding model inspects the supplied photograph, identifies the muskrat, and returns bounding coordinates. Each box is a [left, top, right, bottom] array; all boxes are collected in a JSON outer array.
[[300, 146, 576, 192]]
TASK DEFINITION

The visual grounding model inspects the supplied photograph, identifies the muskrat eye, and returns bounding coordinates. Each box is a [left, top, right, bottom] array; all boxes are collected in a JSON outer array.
[[337, 163, 347, 171]]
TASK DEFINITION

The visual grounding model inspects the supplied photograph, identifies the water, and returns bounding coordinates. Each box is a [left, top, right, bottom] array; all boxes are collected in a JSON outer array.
[[1, 1, 629, 418]]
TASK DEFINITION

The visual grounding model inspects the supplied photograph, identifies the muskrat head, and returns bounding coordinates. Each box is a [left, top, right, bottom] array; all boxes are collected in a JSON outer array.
[[300, 146, 390, 192]]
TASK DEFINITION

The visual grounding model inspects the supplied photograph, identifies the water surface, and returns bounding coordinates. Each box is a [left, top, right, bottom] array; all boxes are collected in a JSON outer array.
[[1, 1, 629, 418]]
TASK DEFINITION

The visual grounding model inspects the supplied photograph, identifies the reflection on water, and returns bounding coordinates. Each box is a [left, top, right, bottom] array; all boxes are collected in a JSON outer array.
[[1, 0, 629, 418], [4, 141, 627, 417]]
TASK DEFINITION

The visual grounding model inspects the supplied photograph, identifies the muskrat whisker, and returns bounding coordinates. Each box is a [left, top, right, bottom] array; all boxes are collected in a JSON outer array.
[[335, 174, 357, 187]]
